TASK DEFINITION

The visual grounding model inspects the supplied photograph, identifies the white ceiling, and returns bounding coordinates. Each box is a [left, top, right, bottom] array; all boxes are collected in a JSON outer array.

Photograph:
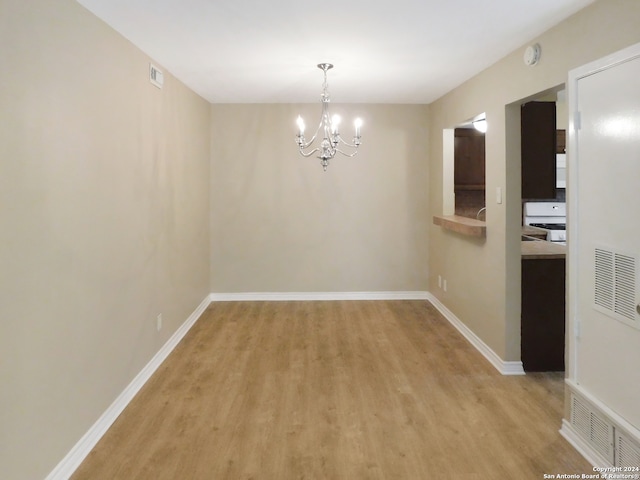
[[76, 0, 594, 104]]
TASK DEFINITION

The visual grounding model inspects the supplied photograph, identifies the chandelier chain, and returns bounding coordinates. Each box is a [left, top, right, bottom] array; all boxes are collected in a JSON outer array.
[[322, 68, 329, 102]]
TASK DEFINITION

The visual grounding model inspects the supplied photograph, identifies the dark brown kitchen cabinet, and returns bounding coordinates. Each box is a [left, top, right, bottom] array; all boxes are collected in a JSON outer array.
[[521, 258, 565, 371], [521, 102, 556, 199], [556, 129, 566, 154], [454, 128, 485, 190]]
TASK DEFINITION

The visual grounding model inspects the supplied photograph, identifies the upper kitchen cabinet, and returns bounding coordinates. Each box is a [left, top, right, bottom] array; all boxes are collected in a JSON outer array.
[[556, 129, 566, 154], [521, 101, 556, 199], [454, 128, 485, 190]]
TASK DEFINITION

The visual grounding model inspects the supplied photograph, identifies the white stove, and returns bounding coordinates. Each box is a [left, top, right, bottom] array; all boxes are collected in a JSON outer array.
[[523, 202, 566, 244]]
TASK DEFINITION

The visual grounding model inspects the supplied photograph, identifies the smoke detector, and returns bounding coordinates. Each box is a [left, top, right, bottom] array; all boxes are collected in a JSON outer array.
[[524, 44, 541, 67]]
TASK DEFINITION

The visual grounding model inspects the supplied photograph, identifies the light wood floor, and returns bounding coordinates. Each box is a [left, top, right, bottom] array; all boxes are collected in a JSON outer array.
[[72, 301, 591, 479]]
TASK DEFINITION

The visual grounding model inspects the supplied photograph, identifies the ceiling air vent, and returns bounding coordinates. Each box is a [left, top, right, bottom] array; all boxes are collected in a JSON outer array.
[[594, 247, 638, 328]]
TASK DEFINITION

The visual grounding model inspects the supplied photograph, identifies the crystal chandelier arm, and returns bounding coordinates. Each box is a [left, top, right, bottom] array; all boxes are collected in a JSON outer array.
[[335, 136, 361, 148], [297, 135, 316, 150], [296, 116, 326, 150], [334, 148, 360, 158], [298, 122, 322, 148], [298, 147, 322, 158]]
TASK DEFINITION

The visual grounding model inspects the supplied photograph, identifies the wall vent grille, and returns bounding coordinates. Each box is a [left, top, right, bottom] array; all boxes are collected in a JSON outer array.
[[591, 413, 613, 459], [616, 431, 640, 469], [614, 254, 636, 321], [595, 249, 614, 311], [594, 247, 637, 326], [149, 63, 164, 89], [571, 393, 614, 462], [571, 393, 591, 438]]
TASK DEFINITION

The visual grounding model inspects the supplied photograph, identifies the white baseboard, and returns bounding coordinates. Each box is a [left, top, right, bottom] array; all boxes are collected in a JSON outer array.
[[565, 379, 640, 447], [210, 291, 523, 376], [46, 290, 518, 479], [559, 419, 612, 468], [46, 295, 211, 480], [210, 291, 430, 301], [426, 293, 525, 376]]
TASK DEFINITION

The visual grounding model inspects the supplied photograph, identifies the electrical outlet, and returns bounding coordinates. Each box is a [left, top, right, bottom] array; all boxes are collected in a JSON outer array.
[[438, 275, 442, 288], [156, 314, 162, 332], [443, 279, 448, 292]]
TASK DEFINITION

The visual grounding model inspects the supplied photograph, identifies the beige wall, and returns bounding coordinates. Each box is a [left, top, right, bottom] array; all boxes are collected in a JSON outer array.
[[5, 0, 640, 477], [0, 2, 211, 479], [210, 104, 429, 293], [428, 0, 640, 361]]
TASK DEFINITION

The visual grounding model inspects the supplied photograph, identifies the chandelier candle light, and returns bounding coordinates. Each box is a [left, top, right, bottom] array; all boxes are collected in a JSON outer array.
[[295, 63, 362, 171]]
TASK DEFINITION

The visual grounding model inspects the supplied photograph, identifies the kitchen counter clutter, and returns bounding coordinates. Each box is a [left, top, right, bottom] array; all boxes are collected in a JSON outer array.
[[521, 236, 566, 259]]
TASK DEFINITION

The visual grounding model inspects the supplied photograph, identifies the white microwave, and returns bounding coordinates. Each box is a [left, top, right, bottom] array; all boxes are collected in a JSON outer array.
[[556, 154, 566, 189]]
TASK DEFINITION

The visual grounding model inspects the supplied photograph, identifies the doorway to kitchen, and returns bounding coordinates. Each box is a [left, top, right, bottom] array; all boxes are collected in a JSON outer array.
[[508, 86, 568, 373]]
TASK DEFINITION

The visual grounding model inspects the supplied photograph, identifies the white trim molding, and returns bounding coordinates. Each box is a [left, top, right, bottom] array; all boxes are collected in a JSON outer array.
[[566, 379, 640, 447], [426, 293, 525, 376], [559, 419, 612, 468], [46, 295, 211, 480], [210, 291, 430, 302], [47, 290, 518, 479], [561, 380, 640, 469], [211, 292, 525, 375]]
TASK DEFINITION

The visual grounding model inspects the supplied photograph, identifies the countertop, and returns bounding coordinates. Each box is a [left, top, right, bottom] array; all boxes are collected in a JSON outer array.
[[433, 215, 486, 237], [521, 237, 566, 259], [432, 217, 565, 257], [521, 225, 549, 237]]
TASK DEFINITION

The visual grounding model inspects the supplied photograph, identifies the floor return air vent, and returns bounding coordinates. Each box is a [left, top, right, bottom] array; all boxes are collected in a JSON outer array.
[[570, 393, 640, 468], [616, 429, 640, 469]]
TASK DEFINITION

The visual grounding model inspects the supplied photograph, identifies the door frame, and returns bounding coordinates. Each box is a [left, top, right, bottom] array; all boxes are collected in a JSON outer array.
[[566, 41, 640, 382]]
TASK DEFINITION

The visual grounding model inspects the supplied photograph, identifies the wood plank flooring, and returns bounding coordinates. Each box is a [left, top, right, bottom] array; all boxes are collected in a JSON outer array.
[[72, 301, 591, 479]]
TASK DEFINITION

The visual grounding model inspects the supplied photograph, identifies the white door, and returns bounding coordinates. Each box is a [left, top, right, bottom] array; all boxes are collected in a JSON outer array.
[[570, 45, 640, 428]]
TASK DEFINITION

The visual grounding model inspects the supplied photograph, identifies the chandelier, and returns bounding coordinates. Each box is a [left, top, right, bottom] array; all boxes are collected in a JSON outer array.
[[295, 63, 362, 171]]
